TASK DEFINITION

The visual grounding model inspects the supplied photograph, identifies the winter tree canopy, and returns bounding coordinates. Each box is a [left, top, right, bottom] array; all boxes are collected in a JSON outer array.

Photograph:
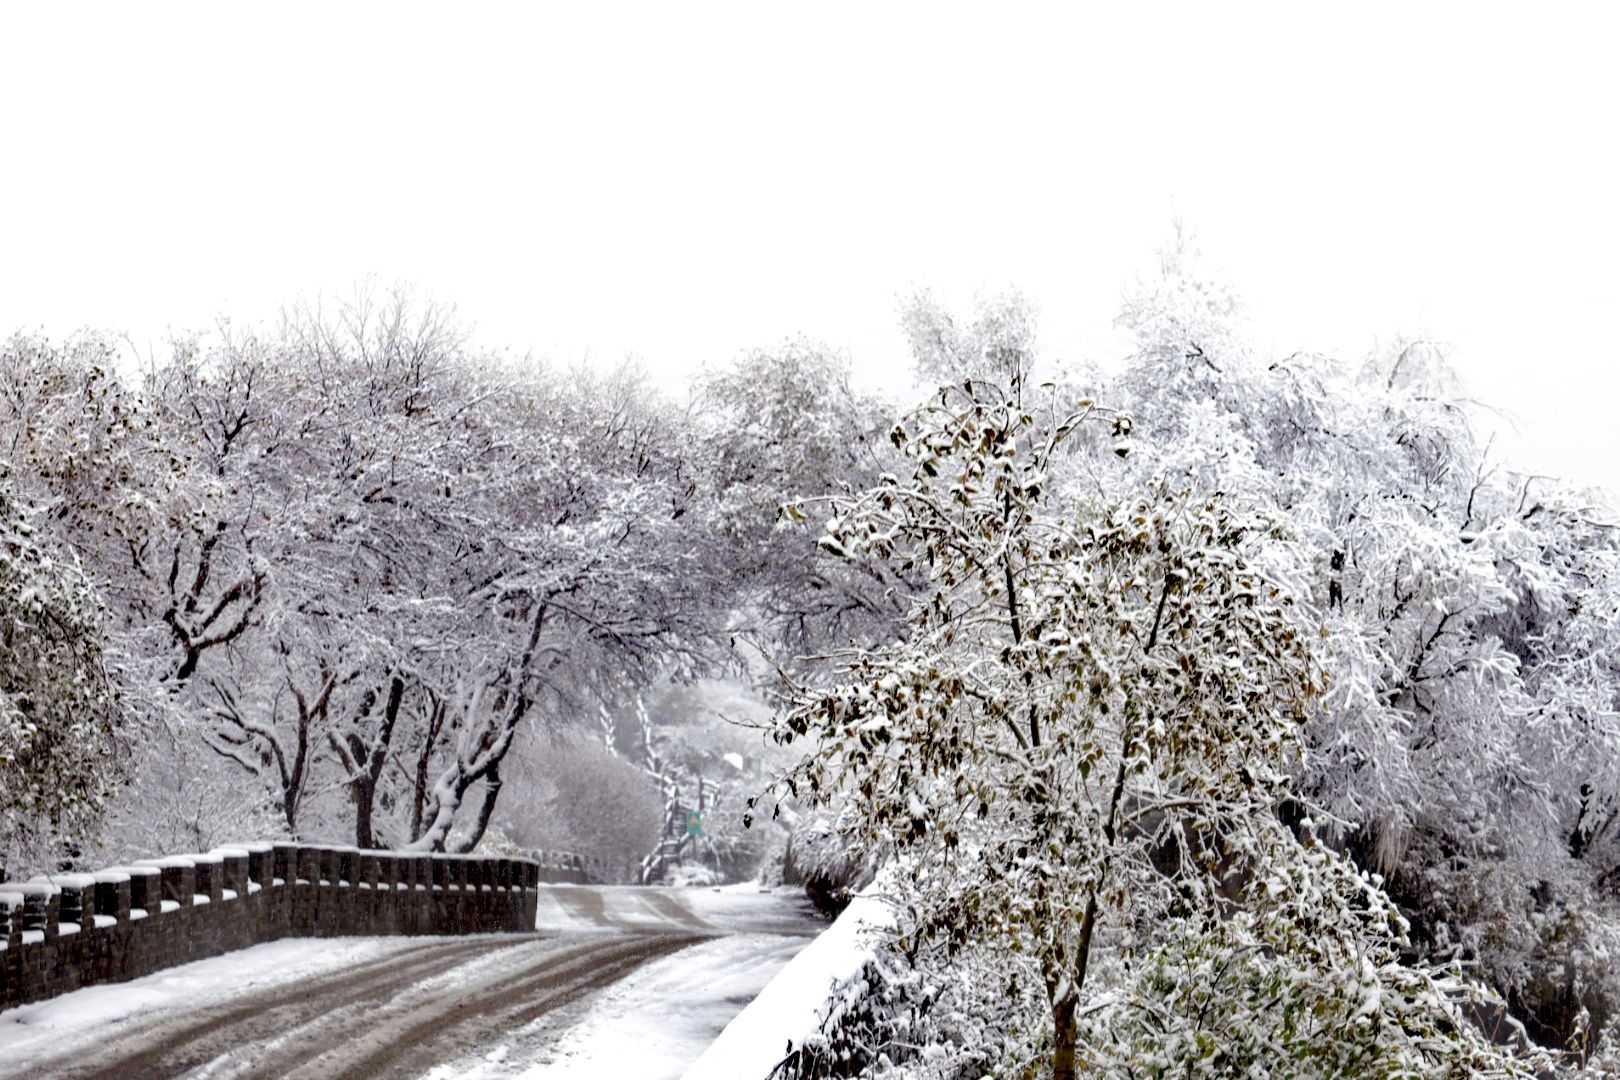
[[2, 259, 1618, 1076]]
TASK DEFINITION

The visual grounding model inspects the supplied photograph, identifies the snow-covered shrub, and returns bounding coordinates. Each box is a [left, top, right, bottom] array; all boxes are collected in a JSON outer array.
[[774, 942, 1053, 1080], [1070, 842, 1548, 1079], [782, 840, 1553, 1079], [93, 736, 291, 866], [1377, 824, 1620, 1055], [783, 809, 879, 915], [664, 861, 722, 888], [1570, 1015, 1620, 1079], [769, 956, 937, 1079], [694, 794, 777, 882]]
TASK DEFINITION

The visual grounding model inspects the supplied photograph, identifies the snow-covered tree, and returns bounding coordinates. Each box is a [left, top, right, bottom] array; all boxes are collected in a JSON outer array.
[[1094, 241, 1620, 1052], [0, 296, 748, 862], [0, 478, 120, 876], [762, 365, 1532, 1077], [398, 359, 731, 851], [695, 341, 908, 659]]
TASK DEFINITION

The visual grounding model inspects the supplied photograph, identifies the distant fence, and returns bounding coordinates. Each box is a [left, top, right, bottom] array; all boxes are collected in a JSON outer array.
[[525, 847, 607, 883], [0, 841, 595, 1013]]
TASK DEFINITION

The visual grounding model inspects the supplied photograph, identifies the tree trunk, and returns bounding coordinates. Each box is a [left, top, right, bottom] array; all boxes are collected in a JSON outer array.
[[453, 762, 503, 854], [353, 675, 405, 849], [282, 786, 301, 836], [410, 698, 445, 843], [408, 600, 550, 853], [1052, 996, 1078, 1080], [354, 775, 376, 849]]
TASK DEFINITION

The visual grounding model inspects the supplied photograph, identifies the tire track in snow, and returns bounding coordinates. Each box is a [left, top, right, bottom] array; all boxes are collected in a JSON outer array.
[[32, 935, 533, 1080], [277, 934, 701, 1080], [22, 933, 704, 1080], [637, 890, 716, 931], [543, 884, 611, 927]]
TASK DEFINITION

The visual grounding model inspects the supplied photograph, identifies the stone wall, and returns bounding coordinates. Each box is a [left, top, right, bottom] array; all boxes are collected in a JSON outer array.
[[0, 841, 584, 1013]]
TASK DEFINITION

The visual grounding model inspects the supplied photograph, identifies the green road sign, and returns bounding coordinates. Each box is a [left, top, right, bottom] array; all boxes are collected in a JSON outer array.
[[685, 810, 702, 836]]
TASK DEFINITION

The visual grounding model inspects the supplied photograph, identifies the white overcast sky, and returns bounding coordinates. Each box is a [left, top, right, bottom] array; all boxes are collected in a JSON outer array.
[[2, 3, 1616, 501]]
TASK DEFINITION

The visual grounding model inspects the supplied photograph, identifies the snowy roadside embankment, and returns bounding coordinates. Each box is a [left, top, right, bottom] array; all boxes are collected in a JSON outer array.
[[682, 882, 896, 1080]]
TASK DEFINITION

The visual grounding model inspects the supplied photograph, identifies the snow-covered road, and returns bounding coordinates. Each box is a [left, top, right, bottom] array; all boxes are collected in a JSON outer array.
[[0, 884, 823, 1079]]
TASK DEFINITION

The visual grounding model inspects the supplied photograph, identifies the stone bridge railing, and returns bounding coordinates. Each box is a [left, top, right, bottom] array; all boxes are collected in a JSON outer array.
[[525, 847, 607, 883], [0, 841, 592, 1013]]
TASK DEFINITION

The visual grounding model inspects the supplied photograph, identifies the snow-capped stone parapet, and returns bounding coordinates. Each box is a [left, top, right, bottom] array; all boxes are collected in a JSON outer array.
[[0, 841, 554, 1014]]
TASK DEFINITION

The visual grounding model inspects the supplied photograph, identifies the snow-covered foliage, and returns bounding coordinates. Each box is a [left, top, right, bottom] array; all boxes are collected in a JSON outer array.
[[760, 362, 1537, 1077], [0, 473, 119, 875], [695, 341, 909, 660], [1091, 242, 1620, 1056], [749, 252, 1620, 1074], [781, 806, 879, 915], [0, 304, 912, 880]]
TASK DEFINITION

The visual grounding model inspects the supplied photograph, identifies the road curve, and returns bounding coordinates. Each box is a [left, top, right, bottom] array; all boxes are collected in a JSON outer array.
[[8, 884, 821, 1080]]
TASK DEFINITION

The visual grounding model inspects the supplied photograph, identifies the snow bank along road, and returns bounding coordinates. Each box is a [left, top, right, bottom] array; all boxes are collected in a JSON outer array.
[[0, 884, 822, 1079]]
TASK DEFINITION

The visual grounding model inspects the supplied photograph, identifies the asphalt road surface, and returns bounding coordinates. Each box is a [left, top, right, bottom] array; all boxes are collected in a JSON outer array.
[[9, 885, 821, 1080]]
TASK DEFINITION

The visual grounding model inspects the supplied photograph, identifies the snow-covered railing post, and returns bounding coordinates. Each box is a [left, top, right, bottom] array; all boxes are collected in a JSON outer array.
[[218, 849, 250, 899], [299, 845, 329, 933], [55, 877, 87, 931], [4, 880, 58, 946], [0, 890, 19, 949], [408, 853, 433, 933], [194, 852, 225, 905], [0, 890, 21, 1012], [323, 848, 350, 936], [373, 852, 397, 933], [124, 865, 160, 918], [355, 850, 378, 929], [0, 891, 16, 946], [93, 869, 131, 924], [272, 843, 296, 889]]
